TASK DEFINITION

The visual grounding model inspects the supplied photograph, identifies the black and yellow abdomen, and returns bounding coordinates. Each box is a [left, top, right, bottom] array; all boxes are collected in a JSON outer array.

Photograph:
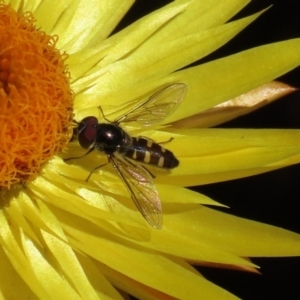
[[123, 137, 179, 169]]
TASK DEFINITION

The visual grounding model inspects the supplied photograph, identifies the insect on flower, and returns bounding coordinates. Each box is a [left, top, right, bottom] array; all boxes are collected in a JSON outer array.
[[65, 83, 187, 229]]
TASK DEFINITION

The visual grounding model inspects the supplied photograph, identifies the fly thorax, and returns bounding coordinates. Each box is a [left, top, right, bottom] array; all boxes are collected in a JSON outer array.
[[95, 123, 126, 154]]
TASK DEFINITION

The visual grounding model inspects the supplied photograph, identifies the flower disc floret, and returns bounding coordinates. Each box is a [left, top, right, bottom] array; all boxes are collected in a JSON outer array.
[[0, 4, 73, 189]]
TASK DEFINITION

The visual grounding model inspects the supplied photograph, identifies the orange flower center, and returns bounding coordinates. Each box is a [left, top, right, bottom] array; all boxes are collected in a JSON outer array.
[[0, 5, 73, 189]]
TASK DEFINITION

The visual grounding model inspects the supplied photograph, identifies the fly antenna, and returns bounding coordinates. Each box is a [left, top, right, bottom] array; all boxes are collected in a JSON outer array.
[[98, 106, 111, 123]]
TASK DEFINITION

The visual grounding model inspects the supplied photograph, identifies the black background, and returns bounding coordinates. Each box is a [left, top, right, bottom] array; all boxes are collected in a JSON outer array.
[[114, 1, 300, 299]]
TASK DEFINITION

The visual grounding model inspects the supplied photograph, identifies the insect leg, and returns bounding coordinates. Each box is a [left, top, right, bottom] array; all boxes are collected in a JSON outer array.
[[64, 147, 95, 162], [86, 161, 109, 182], [157, 137, 174, 145], [138, 135, 155, 142], [137, 136, 173, 145]]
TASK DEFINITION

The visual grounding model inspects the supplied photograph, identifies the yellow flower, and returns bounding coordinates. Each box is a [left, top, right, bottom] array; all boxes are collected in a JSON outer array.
[[1, 1, 300, 299]]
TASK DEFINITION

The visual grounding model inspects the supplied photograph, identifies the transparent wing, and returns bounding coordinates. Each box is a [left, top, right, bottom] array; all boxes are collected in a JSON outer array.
[[115, 83, 187, 127], [110, 154, 162, 229]]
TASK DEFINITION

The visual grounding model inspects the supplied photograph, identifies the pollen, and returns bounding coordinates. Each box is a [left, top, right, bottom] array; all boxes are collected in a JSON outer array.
[[0, 5, 73, 189]]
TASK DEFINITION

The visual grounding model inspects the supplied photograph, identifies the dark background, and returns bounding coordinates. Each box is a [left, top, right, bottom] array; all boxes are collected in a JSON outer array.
[[114, 1, 300, 299]]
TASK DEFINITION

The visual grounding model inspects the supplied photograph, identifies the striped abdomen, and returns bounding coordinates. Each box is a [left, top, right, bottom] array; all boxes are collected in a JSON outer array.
[[122, 137, 179, 169]]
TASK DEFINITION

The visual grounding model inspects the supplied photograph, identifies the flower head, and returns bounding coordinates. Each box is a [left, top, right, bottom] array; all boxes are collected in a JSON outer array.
[[1, 1, 300, 299], [0, 4, 73, 189]]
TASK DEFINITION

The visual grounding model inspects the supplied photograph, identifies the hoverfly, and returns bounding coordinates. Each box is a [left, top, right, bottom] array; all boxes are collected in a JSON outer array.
[[65, 83, 187, 229]]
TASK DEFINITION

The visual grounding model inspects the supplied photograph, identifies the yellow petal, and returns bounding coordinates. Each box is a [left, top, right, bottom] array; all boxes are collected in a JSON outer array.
[[92, 260, 175, 300], [169, 0, 250, 32], [0, 246, 39, 299], [76, 254, 123, 300], [33, 0, 76, 34], [9, 0, 42, 12], [36, 202, 102, 299], [67, 1, 189, 83], [165, 38, 300, 123], [163, 205, 300, 256], [30, 174, 141, 229], [71, 2, 259, 111], [123, 11, 263, 83], [34, 0, 134, 53], [60, 213, 240, 300], [21, 234, 84, 299], [143, 129, 300, 186], [3, 1, 300, 299], [156, 184, 225, 206], [0, 211, 59, 299], [171, 81, 297, 128]]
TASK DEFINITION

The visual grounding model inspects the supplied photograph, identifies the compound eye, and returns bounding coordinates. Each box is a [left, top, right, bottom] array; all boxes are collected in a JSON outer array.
[[80, 116, 98, 127], [78, 116, 98, 148]]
